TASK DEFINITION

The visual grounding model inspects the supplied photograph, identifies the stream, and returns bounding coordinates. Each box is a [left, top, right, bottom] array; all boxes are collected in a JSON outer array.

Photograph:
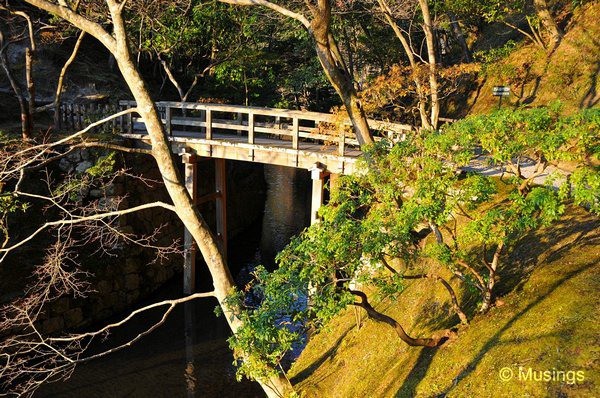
[[36, 165, 311, 397]]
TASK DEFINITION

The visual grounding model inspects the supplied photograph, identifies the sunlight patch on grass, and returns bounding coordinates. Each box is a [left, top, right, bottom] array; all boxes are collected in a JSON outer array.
[[288, 207, 599, 397]]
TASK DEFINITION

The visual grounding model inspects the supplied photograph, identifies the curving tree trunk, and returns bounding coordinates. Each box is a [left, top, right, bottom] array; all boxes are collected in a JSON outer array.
[[23, 1, 294, 396], [310, 0, 373, 145], [351, 290, 450, 347]]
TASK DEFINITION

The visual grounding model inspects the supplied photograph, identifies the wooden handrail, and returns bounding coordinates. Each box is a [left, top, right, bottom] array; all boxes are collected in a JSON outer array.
[[113, 100, 419, 160], [118, 100, 413, 134]]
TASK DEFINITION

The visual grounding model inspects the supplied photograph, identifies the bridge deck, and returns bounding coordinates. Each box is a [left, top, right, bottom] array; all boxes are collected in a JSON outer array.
[[123, 130, 363, 173], [60, 100, 413, 174]]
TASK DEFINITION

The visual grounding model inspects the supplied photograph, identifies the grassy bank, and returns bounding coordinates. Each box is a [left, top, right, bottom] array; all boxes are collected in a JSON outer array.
[[288, 206, 599, 397], [469, 2, 600, 115]]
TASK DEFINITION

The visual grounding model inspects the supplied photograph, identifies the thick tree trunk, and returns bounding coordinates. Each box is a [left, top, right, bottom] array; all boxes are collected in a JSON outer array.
[[107, 4, 292, 396], [419, 0, 439, 130], [311, 0, 373, 146], [533, 0, 563, 49]]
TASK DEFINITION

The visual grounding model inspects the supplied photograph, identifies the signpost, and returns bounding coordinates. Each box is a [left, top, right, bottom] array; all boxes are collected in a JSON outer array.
[[493, 86, 510, 109]]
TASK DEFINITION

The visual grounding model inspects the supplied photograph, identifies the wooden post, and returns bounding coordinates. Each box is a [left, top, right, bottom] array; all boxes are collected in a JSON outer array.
[[206, 109, 212, 140], [236, 112, 243, 135], [292, 117, 299, 150], [310, 163, 327, 225], [58, 103, 63, 130], [119, 104, 124, 132], [127, 109, 133, 134], [78, 104, 84, 130], [68, 103, 74, 130], [199, 109, 206, 135], [107, 104, 115, 132], [165, 106, 172, 137], [73, 104, 79, 130], [215, 158, 227, 260], [182, 152, 198, 295], [339, 129, 346, 156], [248, 112, 255, 144]]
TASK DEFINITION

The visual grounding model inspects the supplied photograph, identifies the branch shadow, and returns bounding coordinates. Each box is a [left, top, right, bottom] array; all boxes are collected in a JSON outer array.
[[577, 29, 600, 108], [394, 346, 440, 398], [436, 259, 596, 396], [289, 325, 354, 385], [580, 60, 600, 108], [495, 211, 599, 298]]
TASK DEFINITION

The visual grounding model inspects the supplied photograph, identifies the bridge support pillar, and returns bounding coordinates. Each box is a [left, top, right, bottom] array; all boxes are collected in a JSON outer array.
[[181, 154, 228, 295], [215, 158, 228, 260], [310, 163, 329, 225], [182, 152, 198, 295]]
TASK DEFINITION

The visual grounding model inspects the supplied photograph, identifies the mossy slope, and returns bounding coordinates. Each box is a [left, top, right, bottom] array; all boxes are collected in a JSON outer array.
[[469, 2, 600, 115], [288, 207, 599, 397]]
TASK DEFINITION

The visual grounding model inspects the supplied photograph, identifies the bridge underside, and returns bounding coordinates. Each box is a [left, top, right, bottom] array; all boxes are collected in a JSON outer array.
[[127, 134, 339, 295], [122, 132, 360, 175]]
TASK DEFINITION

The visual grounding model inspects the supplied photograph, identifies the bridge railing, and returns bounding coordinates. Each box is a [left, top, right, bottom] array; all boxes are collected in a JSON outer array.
[[58, 102, 119, 131], [117, 100, 413, 157]]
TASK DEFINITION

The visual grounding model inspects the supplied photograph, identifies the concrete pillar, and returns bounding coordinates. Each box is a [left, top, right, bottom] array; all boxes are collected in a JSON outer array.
[[310, 163, 328, 225], [215, 158, 227, 260], [182, 152, 198, 295]]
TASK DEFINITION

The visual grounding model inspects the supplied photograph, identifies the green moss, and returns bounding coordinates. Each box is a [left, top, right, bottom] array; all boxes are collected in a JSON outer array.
[[470, 3, 600, 114], [288, 206, 599, 397]]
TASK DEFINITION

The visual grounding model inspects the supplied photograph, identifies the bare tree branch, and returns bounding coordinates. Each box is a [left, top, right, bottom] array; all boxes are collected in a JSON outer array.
[[0, 201, 176, 260], [219, 0, 311, 30]]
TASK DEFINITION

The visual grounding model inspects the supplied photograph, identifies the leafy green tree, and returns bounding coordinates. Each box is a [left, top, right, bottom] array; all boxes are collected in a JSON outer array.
[[227, 105, 599, 382], [134, 1, 257, 102]]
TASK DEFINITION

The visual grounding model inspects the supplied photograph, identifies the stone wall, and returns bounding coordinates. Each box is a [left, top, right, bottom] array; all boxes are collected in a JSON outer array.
[[36, 150, 182, 334], [34, 151, 267, 334]]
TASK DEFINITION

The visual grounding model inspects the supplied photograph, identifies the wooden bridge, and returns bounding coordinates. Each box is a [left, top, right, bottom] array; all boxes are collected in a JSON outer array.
[[60, 100, 412, 175], [59, 100, 413, 293]]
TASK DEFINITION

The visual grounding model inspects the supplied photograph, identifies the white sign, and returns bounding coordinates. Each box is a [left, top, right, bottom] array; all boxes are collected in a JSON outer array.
[[493, 86, 511, 96]]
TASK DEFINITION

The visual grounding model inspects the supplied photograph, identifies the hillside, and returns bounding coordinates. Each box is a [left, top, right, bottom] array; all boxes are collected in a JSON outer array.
[[288, 206, 599, 397], [278, 17, 600, 396], [468, 2, 600, 114]]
